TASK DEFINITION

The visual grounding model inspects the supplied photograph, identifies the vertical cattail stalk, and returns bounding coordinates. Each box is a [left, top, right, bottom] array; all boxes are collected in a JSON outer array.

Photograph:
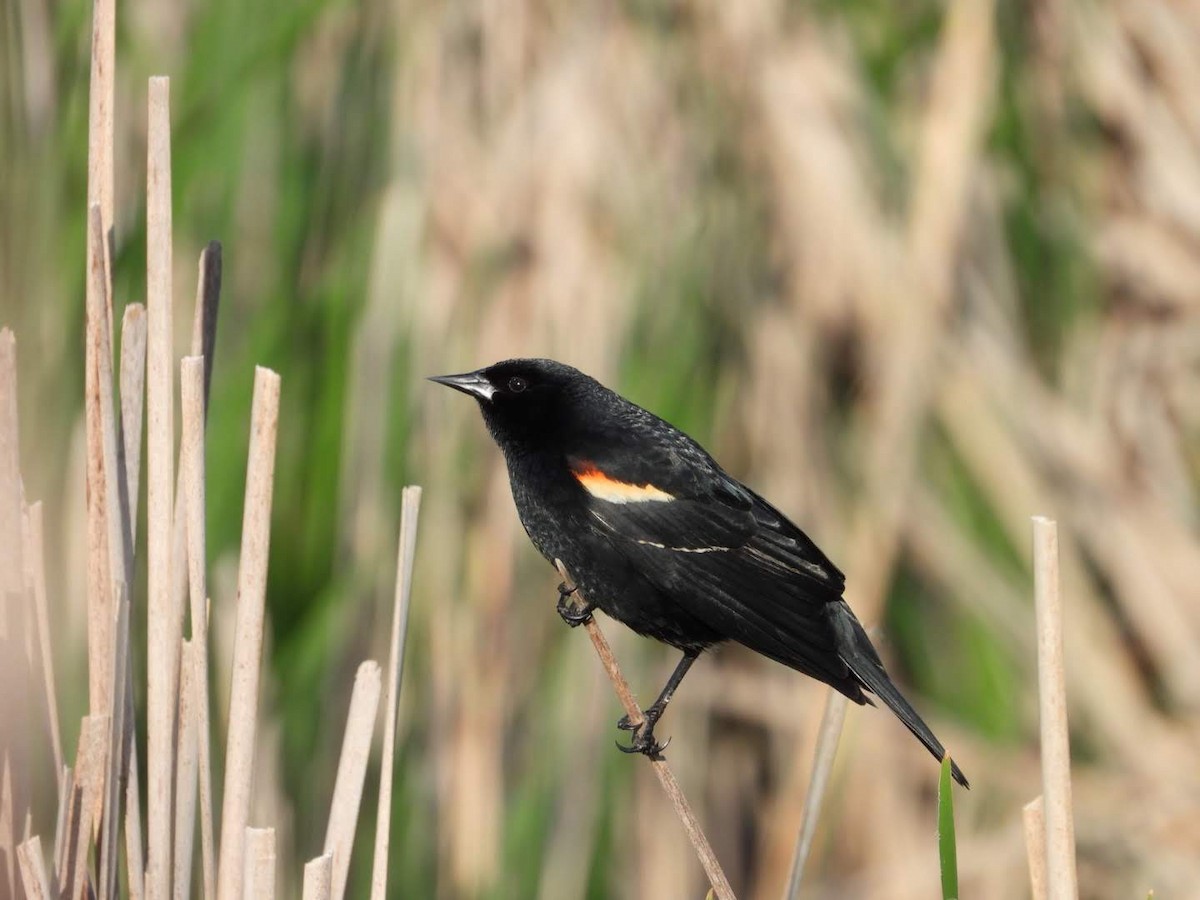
[[0, 329, 26, 900], [241, 828, 275, 900], [369, 485, 421, 900], [302, 854, 332, 900], [87, 201, 133, 900], [784, 689, 849, 898], [84, 0, 116, 722], [61, 715, 108, 900], [181, 355, 216, 900], [1023, 795, 1047, 900], [1033, 517, 1077, 899], [25, 502, 63, 778], [146, 74, 177, 900], [173, 639, 199, 900], [52, 765, 73, 883], [115, 301, 148, 900], [324, 661, 381, 900], [119, 304, 147, 542], [18, 835, 53, 899], [216, 368, 281, 900]]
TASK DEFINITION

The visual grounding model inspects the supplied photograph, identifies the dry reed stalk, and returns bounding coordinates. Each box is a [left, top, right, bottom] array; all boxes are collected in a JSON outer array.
[[302, 853, 333, 900], [119, 304, 147, 542], [85, 0, 116, 722], [784, 689, 849, 898], [553, 560, 736, 900], [86, 0, 114, 247], [116, 303, 148, 900], [147, 73, 178, 900], [173, 639, 200, 900], [123, 664, 147, 900], [369, 485, 422, 900], [17, 834, 52, 900], [170, 247, 221, 739], [24, 503, 63, 778], [99, 589, 131, 900], [1033, 517, 1077, 899], [1023, 796, 1047, 900], [242, 828, 275, 900], [0, 330, 30, 900], [87, 177, 126, 588], [87, 200, 135, 900], [181, 355, 216, 900], [323, 660, 381, 900], [61, 714, 107, 900], [52, 765, 72, 882], [84, 222, 114, 728], [0, 764, 15, 900], [216, 367, 281, 900]]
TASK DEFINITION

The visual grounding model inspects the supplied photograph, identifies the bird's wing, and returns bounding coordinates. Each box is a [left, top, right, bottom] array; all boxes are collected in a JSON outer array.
[[566, 451, 855, 688]]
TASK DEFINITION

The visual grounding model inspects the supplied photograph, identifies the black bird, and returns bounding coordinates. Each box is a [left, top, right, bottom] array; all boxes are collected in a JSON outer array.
[[431, 358, 967, 787]]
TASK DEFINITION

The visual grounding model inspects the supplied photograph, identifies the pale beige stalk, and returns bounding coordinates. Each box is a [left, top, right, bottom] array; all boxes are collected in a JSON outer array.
[[173, 640, 199, 900], [84, 0, 116, 719], [242, 828, 275, 900], [17, 835, 52, 900], [784, 689, 849, 899], [369, 485, 422, 900], [302, 853, 333, 900], [1033, 517, 1078, 899], [146, 74, 177, 900], [181, 355, 216, 900], [324, 661, 382, 900], [1023, 796, 1047, 900], [216, 368, 281, 900], [119, 305, 147, 543], [25, 503, 63, 778]]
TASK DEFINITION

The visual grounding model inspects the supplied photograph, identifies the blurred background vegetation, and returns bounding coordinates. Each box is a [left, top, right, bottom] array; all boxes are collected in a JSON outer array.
[[4, 0, 1200, 896]]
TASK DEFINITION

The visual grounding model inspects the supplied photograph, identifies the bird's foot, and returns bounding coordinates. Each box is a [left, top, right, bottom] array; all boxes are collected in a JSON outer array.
[[615, 705, 669, 759], [616, 701, 663, 732], [555, 582, 594, 627]]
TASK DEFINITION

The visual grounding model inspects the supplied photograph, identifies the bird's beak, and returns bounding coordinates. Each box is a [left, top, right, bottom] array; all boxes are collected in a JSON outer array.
[[427, 370, 497, 401]]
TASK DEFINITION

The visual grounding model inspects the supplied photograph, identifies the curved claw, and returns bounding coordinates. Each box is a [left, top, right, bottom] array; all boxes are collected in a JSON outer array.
[[615, 730, 671, 760], [555, 583, 594, 627]]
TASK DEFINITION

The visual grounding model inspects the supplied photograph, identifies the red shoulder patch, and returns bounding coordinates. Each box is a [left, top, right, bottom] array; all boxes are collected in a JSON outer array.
[[569, 460, 674, 504]]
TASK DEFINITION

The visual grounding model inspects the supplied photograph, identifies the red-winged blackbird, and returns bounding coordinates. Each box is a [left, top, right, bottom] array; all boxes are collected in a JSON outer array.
[[432, 358, 968, 787]]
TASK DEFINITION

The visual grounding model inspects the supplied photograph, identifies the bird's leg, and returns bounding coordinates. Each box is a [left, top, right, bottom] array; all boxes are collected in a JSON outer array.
[[617, 650, 699, 759], [555, 581, 594, 627]]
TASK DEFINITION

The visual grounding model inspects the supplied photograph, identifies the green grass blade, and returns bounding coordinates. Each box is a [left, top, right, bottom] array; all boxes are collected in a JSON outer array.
[[938, 756, 959, 900]]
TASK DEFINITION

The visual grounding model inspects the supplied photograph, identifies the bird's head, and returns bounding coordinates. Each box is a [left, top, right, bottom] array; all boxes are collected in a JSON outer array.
[[429, 358, 599, 451]]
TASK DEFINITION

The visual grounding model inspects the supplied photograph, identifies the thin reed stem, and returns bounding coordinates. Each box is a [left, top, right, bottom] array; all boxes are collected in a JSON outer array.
[[554, 560, 737, 900], [181, 354, 216, 900], [324, 661, 381, 900], [146, 74, 177, 900], [784, 689, 848, 898], [1023, 795, 1047, 900], [17, 835, 53, 900], [303, 853, 333, 900], [216, 367, 281, 900], [369, 485, 421, 900], [1033, 516, 1077, 899], [242, 828, 276, 900]]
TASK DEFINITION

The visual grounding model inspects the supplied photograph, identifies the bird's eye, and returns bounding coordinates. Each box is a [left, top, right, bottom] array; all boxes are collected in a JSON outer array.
[[507, 376, 528, 393]]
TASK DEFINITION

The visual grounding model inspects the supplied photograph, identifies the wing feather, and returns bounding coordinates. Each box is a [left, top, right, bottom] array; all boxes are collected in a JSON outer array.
[[573, 459, 856, 690]]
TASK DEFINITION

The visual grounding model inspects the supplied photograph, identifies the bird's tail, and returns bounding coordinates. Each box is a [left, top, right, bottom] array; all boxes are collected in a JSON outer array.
[[826, 600, 970, 789]]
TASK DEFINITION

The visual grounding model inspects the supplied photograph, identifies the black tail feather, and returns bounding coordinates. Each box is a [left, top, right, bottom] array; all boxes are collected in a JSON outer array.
[[827, 601, 970, 789]]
